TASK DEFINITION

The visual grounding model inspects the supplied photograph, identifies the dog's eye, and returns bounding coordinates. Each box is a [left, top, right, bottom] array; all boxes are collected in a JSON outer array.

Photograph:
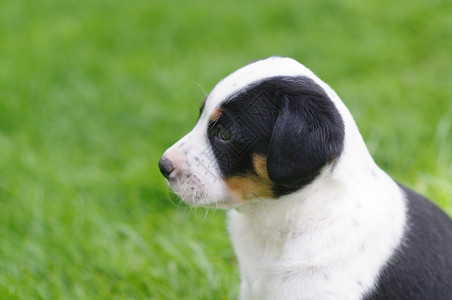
[[219, 129, 232, 141], [209, 123, 232, 141]]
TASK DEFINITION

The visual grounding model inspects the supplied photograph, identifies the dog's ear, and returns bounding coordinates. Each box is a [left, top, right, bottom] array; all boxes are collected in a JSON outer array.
[[267, 81, 344, 195]]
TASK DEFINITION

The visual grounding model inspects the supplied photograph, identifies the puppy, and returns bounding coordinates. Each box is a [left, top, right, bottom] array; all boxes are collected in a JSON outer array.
[[158, 57, 452, 300]]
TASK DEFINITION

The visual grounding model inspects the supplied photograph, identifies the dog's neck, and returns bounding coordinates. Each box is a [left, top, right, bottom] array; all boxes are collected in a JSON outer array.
[[234, 171, 345, 241]]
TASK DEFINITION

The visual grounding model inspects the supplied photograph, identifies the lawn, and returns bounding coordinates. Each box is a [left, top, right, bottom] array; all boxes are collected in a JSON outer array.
[[0, 0, 451, 299]]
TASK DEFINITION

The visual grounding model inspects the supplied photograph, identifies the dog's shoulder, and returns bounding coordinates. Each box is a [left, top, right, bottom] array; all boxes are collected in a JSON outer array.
[[365, 183, 452, 300]]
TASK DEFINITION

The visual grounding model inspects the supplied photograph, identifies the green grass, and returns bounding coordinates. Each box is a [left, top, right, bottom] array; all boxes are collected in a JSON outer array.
[[0, 0, 451, 299]]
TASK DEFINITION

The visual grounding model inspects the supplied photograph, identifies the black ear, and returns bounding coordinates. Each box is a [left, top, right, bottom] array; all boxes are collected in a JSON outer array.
[[267, 79, 344, 196]]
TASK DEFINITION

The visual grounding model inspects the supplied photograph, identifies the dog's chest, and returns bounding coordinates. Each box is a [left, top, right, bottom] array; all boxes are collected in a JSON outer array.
[[227, 189, 405, 300], [228, 211, 359, 299]]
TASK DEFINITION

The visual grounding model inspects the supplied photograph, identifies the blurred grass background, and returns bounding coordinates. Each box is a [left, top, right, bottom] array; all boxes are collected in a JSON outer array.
[[0, 0, 451, 299]]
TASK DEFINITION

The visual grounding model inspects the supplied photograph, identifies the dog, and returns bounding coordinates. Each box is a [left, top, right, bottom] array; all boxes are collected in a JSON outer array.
[[158, 57, 452, 300]]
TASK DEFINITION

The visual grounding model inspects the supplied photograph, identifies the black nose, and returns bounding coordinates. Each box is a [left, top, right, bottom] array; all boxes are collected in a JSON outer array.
[[158, 157, 174, 178]]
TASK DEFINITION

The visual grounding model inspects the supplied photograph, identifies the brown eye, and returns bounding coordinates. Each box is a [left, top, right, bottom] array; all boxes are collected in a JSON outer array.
[[219, 129, 231, 141], [209, 123, 232, 141]]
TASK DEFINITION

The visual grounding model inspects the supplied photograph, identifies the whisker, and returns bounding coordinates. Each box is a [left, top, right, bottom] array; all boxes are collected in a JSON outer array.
[[192, 81, 208, 97]]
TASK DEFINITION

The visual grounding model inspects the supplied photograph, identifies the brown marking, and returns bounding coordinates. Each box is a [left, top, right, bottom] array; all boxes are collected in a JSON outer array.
[[225, 154, 274, 200], [252, 154, 271, 181], [200, 97, 207, 112], [210, 107, 223, 122]]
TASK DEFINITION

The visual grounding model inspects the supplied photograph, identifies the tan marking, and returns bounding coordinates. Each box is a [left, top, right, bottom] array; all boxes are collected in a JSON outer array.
[[225, 154, 274, 200], [252, 154, 271, 181], [200, 97, 207, 112], [210, 108, 222, 122]]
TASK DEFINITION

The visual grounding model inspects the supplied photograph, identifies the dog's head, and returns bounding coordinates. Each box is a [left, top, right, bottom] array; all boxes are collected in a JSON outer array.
[[159, 57, 346, 209]]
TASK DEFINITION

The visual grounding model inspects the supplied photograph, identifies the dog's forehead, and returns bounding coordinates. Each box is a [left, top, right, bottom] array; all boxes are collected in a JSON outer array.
[[202, 57, 317, 116]]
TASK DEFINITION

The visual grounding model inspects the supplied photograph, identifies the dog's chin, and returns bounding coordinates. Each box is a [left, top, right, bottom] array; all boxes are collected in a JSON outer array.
[[165, 184, 225, 210], [181, 195, 243, 210], [169, 185, 243, 210]]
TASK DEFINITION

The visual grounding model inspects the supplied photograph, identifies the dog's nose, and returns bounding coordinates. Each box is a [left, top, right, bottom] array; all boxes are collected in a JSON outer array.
[[158, 157, 174, 178]]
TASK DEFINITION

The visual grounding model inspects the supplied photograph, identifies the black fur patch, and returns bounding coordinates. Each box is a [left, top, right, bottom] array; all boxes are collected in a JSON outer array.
[[364, 184, 452, 299], [207, 76, 345, 197]]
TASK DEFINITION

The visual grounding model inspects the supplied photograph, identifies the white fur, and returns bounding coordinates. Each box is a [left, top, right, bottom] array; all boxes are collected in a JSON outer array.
[[229, 158, 405, 299], [162, 124, 230, 208], [162, 57, 407, 299]]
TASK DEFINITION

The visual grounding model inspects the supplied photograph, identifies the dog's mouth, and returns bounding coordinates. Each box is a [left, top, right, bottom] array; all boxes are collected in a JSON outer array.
[[167, 172, 209, 206], [167, 172, 245, 209]]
